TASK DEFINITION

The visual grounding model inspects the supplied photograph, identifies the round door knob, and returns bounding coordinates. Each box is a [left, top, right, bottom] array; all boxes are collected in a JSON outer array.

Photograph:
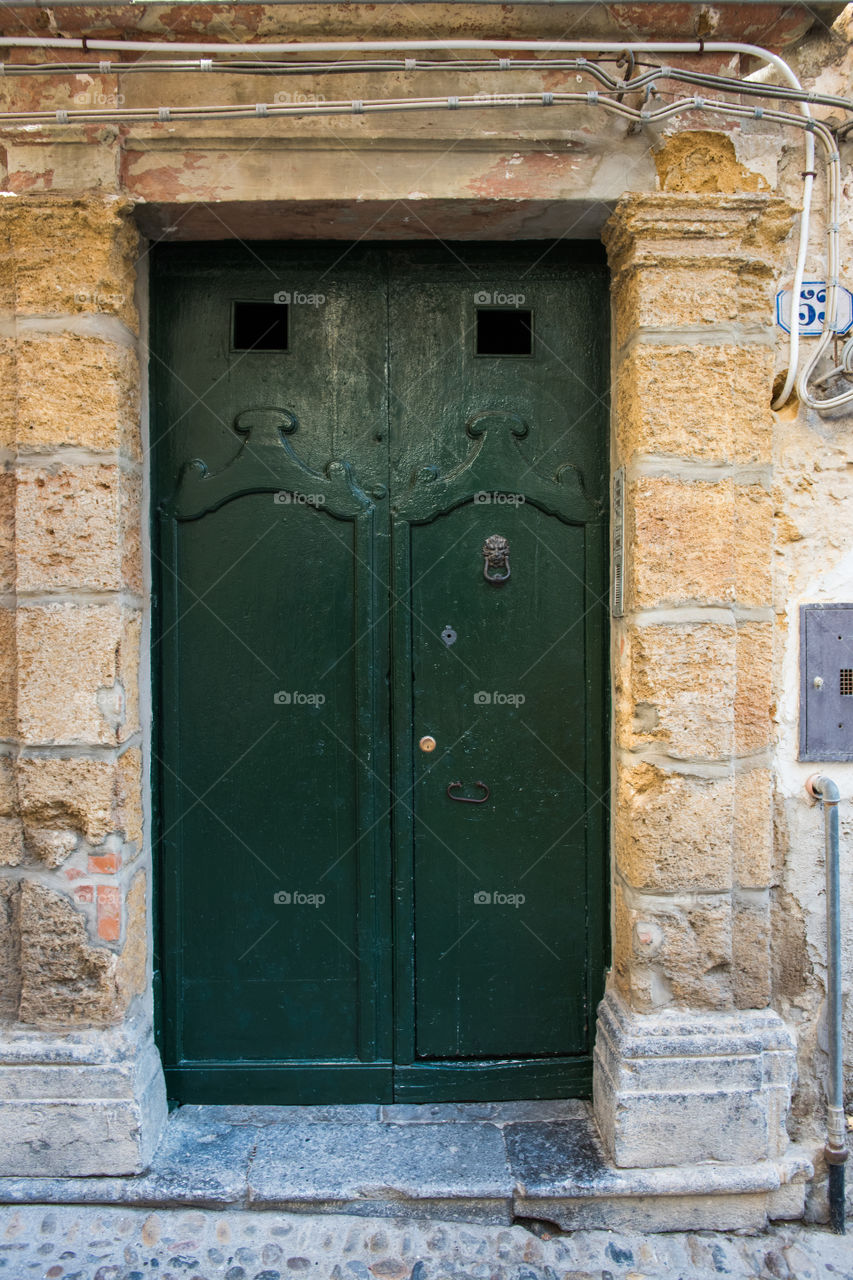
[[419, 735, 437, 753]]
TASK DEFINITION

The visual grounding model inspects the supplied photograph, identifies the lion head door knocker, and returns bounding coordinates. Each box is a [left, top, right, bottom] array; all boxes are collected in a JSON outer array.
[[482, 534, 510, 585]]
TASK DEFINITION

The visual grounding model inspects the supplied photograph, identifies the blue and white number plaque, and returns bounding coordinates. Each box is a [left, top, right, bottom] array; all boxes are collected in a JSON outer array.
[[775, 282, 853, 336]]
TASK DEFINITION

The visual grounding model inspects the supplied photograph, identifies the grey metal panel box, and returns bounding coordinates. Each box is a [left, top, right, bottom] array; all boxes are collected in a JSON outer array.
[[800, 603, 853, 761]]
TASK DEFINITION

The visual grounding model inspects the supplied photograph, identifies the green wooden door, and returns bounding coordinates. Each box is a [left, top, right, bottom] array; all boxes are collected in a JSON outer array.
[[151, 243, 608, 1104]]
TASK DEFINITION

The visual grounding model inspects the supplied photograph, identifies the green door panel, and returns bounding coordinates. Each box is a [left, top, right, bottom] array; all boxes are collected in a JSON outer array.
[[161, 499, 364, 1061], [152, 246, 393, 1102], [386, 249, 608, 1098], [151, 242, 608, 1105], [410, 505, 589, 1060]]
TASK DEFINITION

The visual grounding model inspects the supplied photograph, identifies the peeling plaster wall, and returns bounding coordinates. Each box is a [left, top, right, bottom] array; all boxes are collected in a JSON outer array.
[[769, 13, 853, 1173]]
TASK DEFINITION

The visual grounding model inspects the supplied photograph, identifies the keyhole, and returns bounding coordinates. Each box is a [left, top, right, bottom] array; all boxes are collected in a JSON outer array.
[[441, 626, 457, 648]]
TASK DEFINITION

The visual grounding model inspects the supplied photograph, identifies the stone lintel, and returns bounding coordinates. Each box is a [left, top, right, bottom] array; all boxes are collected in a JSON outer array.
[[593, 988, 797, 1171]]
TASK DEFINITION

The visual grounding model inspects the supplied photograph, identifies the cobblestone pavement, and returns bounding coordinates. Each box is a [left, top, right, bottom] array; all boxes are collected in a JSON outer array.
[[0, 1208, 850, 1280]]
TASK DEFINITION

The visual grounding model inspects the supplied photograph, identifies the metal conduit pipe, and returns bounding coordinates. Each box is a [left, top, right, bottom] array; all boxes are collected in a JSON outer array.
[[807, 774, 849, 1234], [0, 60, 850, 116]]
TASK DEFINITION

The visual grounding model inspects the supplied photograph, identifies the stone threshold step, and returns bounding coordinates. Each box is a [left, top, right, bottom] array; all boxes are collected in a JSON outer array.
[[0, 1102, 813, 1233]]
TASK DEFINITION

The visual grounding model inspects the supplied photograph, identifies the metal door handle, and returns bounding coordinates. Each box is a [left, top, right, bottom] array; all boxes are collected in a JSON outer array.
[[447, 781, 490, 804]]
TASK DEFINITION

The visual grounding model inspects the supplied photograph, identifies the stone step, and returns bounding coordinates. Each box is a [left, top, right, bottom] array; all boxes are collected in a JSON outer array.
[[0, 1102, 813, 1232]]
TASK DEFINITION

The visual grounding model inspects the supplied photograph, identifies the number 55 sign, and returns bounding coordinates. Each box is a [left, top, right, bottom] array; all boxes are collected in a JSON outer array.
[[776, 282, 853, 335]]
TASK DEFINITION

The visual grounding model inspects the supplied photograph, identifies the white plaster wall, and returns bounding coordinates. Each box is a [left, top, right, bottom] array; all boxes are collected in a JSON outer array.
[[772, 7, 853, 1160], [645, 3, 853, 1172]]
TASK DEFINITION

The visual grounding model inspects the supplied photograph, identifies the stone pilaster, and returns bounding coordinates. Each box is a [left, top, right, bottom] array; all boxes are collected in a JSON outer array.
[[594, 194, 802, 1189], [0, 197, 165, 1174]]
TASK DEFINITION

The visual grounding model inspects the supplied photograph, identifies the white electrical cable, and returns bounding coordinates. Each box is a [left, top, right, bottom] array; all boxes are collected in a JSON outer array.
[[65, 36, 818, 76], [737, 29, 819, 406], [0, 33, 842, 409], [0, 37, 84, 49], [0, 35, 813, 96], [795, 142, 847, 411]]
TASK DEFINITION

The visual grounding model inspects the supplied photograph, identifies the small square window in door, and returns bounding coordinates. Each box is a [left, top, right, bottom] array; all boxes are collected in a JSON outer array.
[[476, 307, 534, 356], [232, 301, 289, 351]]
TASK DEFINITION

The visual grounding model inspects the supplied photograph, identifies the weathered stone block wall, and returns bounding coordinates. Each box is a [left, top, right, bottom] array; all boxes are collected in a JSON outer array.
[[605, 194, 793, 1017], [0, 197, 147, 1027]]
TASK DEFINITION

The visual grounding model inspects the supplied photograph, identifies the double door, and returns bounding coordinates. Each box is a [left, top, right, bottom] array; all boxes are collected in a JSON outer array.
[[151, 242, 608, 1103]]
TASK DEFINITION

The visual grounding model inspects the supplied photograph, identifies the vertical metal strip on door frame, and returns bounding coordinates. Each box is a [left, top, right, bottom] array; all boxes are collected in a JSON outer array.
[[584, 267, 611, 1029], [153, 509, 186, 1083], [390, 509, 418, 1076], [583, 516, 610, 1034], [352, 502, 394, 1067]]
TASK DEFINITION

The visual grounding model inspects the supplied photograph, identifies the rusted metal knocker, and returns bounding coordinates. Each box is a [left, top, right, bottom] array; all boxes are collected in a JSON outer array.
[[447, 781, 490, 804], [482, 534, 510, 584]]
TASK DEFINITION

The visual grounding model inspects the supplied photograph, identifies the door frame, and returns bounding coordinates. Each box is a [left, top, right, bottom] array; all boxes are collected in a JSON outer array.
[[147, 236, 612, 1105]]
